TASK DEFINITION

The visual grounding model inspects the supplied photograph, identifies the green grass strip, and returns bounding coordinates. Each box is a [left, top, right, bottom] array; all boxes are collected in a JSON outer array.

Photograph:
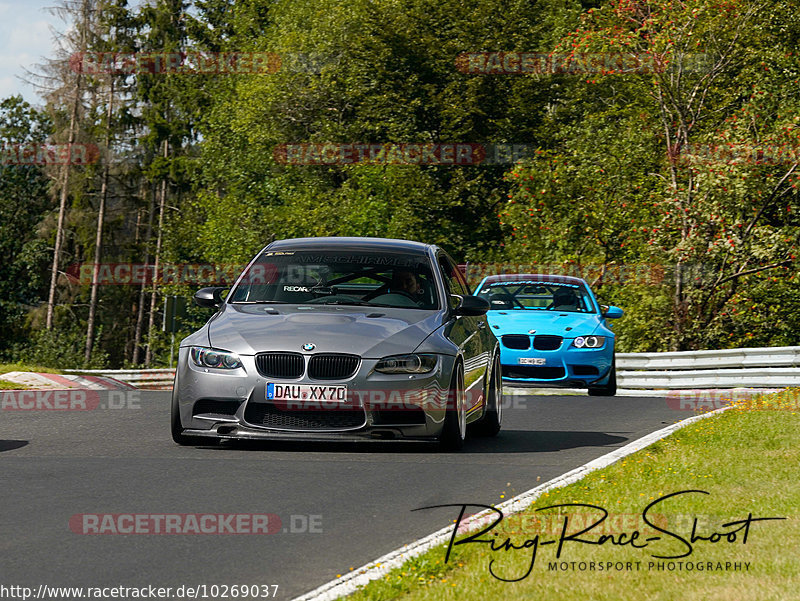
[[0, 362, 64, 375], [0, 379, 32, 390], [347, 390, 800, 601]]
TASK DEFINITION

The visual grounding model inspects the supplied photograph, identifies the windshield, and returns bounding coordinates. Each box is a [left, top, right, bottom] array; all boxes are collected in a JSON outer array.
[[475, 279, 596, 313], [228, 250, 440, 310]]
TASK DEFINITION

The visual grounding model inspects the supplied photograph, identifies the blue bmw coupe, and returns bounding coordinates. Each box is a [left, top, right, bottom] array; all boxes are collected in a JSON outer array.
[[474, 274, 623, 396]]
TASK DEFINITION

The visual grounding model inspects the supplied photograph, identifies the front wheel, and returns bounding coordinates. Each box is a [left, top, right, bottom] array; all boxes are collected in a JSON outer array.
[[439, 364, 466, 451], [588, 358, 617, 397], [470, 354, 502, 437]]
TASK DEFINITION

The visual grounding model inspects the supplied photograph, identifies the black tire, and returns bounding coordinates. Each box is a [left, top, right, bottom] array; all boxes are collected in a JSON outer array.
[[439, 363, 467, 451], [170, 373, 214, 446], [588, 358, 617, 397], [470, 353, 502, 437]]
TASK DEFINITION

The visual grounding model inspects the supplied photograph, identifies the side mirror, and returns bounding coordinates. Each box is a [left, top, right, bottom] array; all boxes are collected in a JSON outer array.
[[602, 305, 624, 319], [453, 295, 490, 316], [194, 287, 226, 308]]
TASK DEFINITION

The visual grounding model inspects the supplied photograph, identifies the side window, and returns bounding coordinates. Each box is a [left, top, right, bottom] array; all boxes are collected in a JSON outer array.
[[451, 263, 471, 296], [438, 255, 469, 310]]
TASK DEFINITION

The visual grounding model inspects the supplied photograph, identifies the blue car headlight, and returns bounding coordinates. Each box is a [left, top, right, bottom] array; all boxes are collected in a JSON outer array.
[[190, 347, 243, 369], [572, 336, 606, 349], [375, 354, 438, 374]]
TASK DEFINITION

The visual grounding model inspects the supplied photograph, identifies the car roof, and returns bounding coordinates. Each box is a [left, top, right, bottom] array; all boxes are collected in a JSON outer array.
[[266, 237, 434, 256], [480, 273, 589, 287]]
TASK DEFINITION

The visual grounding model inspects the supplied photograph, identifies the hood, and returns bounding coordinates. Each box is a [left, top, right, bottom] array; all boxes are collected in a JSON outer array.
[[487, 310, 603, 337], [207, 304, 443, 358]]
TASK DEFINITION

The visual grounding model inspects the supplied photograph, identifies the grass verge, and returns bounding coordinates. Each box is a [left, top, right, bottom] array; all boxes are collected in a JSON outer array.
[[0, 379, 32, 390], [346, 390, 800, 601], [0, 362, 64, 376]]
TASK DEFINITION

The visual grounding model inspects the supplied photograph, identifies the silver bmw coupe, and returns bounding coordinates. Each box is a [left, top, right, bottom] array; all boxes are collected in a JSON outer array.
[[170, 237, 502, 449]]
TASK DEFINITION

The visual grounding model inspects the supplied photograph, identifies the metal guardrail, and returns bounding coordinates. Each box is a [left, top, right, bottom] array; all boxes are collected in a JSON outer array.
[[616, 346, 800, 371], [68, 346, 800, 390], [617, 346, 800, 389], [617, 367, 800, 389]]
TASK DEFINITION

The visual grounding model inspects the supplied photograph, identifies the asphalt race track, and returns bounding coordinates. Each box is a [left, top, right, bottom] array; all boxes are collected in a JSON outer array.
[[1, 390, 684, 599]]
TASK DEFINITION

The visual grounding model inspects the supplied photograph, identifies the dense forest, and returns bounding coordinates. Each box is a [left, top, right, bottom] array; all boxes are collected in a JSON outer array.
[[1, 0, 799, 368]]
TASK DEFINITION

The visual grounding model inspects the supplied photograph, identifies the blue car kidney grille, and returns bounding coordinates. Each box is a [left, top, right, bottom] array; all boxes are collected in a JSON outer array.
[[533, 335, 563, 351], [502, 335, 530, 350]]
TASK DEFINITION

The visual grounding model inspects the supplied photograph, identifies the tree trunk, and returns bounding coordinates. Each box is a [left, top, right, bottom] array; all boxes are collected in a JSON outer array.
[[144, 139, 169, 367], [85, 77, 114, 363], [46, 0, 88, 329], [133, 183, 156, 365]]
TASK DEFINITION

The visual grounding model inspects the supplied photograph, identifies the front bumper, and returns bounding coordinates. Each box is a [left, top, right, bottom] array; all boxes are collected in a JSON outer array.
[[499, 343, 613, 388], [173, 348, 456, 441]]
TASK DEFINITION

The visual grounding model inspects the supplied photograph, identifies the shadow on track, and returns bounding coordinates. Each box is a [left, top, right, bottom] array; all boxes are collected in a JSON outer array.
[[465, 430, 628, 453], [0, 440, 29, 452], [189, 430, 628, 455]]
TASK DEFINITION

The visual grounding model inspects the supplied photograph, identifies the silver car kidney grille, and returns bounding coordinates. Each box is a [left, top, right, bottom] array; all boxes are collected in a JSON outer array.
[[308, 354, 360, 380], [255, 352, 305, 378]]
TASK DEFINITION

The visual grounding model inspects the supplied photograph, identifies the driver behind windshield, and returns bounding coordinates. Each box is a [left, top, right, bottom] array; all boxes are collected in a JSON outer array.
[[551, 287, 580, 311], [391, 269, 423, 296]]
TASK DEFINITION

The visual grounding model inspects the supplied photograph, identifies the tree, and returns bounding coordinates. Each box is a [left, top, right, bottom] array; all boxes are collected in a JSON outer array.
[[0, 97, 53, 355], [44, 0, 94, 330], [191, 0, 586, 264], [503, 0, 800, 350]]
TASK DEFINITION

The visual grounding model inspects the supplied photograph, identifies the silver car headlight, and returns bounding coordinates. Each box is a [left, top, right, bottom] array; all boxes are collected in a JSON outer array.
[[190, 347, 243, 369], [375, 354, 438, 374], [572, 336, 606, 349]]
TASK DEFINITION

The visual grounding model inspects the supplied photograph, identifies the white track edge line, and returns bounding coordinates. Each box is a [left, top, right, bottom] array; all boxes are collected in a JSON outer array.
[[292, 405, 733, 601]]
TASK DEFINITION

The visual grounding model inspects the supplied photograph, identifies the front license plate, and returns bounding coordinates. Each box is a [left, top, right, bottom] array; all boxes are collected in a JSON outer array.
[[266, 383, 348, 402], [518, 357, 546, 366]]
